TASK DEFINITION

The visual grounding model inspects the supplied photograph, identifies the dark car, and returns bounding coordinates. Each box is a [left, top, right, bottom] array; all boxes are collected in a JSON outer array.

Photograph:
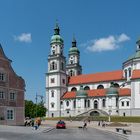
[[56, 120, 66, 129]]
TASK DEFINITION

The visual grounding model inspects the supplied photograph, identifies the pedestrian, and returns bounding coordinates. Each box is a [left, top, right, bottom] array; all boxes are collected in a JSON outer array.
[[98, 121, 100, 126], [83, 121, 87, 129]]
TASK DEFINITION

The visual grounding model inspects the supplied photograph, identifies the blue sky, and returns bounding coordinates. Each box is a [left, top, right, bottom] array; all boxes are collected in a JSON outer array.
[[0, 0, 140, 102]]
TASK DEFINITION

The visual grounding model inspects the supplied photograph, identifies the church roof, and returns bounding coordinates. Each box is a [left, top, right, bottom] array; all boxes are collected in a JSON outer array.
[[68, 70, 125, 85], [61, 88, 131, 99]]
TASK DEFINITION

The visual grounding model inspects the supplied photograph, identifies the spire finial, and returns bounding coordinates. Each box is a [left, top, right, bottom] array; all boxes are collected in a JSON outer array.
[[72, 34, 76, 47], [54, 20, 60, 35]]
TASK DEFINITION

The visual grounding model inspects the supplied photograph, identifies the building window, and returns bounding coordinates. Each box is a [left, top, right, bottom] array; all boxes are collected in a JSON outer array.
[[126, 101, 129, 106], [97, 85, 104, 89], [51, 78, 55, 83], [121, 101, 124, 106], [61, 62, 64, 70], [7, 109, 14, 120], [52, 50, 55, 55], [51, 103, 55, 108], [70, 60, 73, 64], [116, 98, 118, 107], [84, 86, 90, 90], [71, 87, 77, 91], [62, 79, 65, 84], [9, 92, 16, 100], [114, 83, 119, 88], [87, 100, 90, 108], [70, 70, 73, 76], [0, 73, 5, 81], [128, 68, 131, 77], [66, 101, 69, 107], [102, 99, 106, 107], [125, 69, 127, 78], [0, 91, 4, 99], [60, 101, 63, 106], [50, 61, 57, 70], [84, 99, 87, 108], [51, 90, 54, 97], [73, 100, 76, 108]]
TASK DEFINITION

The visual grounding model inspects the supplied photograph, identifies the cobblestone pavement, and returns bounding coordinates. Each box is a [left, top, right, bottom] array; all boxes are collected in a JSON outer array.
[[42, 120, 140, 140]]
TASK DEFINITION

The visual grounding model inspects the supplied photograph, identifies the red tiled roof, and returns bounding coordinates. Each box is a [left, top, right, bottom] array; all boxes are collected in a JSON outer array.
[[131, 69, 140, 79], [118, 88, 131, 96], [62, 88, 131, 99], [68, 70, 125, 85]]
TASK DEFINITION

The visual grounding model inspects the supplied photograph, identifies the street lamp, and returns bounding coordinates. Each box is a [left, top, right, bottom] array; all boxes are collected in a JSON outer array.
[[35, 93, 44, 118]]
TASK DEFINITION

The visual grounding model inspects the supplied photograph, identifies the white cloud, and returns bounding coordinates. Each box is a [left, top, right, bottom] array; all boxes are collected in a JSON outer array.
[[82, 33, 130, 52], [117, 33, 130, 42], [14, 33, 32, 43]]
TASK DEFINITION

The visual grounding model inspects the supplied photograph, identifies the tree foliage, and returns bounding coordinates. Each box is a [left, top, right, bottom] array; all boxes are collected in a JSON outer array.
[[25, 100, 47, 118]]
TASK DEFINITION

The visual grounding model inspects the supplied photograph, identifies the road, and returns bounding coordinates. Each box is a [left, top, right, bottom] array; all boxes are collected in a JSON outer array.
[[0, 127, 125, 140]]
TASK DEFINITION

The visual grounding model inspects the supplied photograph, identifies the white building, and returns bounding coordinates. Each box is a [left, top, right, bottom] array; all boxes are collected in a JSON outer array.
[[46, 24, 140, 117]]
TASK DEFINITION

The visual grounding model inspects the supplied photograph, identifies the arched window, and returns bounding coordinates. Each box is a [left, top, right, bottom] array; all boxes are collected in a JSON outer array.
[[73, 100, 76, 108], [52, 50, 55, 55], [84, 86, 90, 90], [70, 60, 73, 64], [97, 85, 104, 89], [102, 99, 106, 107], [87, 100, 90, 108], [114, 83, 119, 88], [52, 61, 55, 70], [51, 90, 54, 97], [71, 87, 77, 91], [70, 70, 73, 76], [51, 102, 55, 108], [66, 101, 69, 107], [128, 68, 131, 77], [94, 100, 98, 109]]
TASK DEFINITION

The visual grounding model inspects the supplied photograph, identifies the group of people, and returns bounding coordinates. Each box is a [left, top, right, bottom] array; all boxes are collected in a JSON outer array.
[[98, 120, 106, 127], [24, 117, 42, 130]]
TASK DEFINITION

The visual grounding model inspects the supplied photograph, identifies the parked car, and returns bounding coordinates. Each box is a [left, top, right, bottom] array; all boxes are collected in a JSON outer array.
[[56, 120, 66, 129]]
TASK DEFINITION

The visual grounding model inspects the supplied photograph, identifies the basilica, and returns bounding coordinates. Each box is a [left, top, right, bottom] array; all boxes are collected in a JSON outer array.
[[46, 24, 140, 117]]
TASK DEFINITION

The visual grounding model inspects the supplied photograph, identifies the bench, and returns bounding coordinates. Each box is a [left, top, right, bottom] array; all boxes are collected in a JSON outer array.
[[116, 128, 132, 134], [116, 128, 123, 132], [123, 129, 132, 134]]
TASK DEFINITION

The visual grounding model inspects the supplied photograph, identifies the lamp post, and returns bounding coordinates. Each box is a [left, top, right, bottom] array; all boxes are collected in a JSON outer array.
[[108, 109, 112, 122], [35, 93, 44, 118]]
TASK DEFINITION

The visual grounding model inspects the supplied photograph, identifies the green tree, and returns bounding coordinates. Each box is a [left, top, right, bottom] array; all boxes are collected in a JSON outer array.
[[25, 100, 47, 118]]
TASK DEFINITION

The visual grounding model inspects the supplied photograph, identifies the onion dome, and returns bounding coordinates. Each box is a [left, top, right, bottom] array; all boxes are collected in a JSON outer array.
[[69, 37, 79, 54], [51, 23, 64, 44], [76, 85, 87, 98], [106, 82, 118, 96]]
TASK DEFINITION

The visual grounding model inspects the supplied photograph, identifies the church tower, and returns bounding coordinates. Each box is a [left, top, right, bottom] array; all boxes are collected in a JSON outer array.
[[46, 24, 67, 117], [66, 37, 82, 76]]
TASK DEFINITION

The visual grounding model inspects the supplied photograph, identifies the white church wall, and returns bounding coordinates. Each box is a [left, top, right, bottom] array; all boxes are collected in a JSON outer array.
[[131, 80, 140, 108]]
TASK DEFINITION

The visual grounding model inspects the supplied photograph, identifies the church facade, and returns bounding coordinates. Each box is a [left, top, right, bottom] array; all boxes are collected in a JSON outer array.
[[46, 24, 140, 117]]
